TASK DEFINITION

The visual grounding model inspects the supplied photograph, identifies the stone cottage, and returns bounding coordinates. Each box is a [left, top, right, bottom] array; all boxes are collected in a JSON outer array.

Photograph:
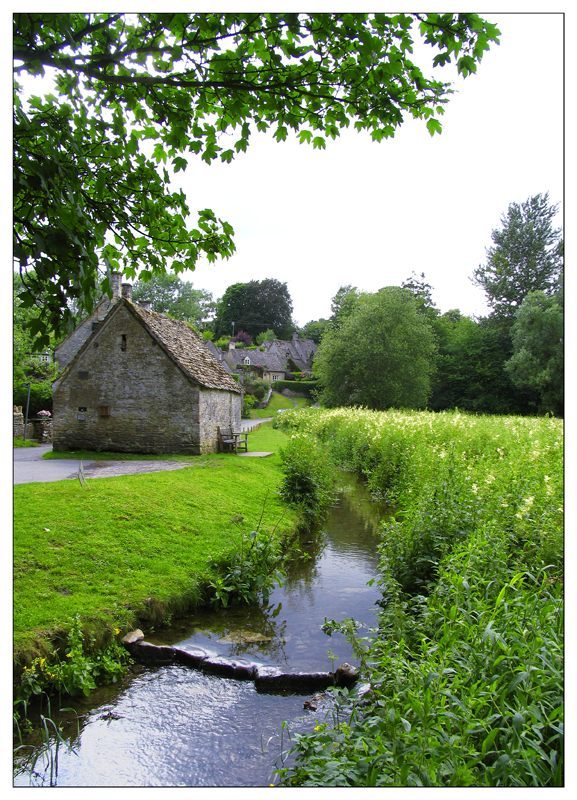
[[52, 283, 241, 455], [262, 332, 318, 373], [224, 344, 286, 383], [224, 332, 318, 382]]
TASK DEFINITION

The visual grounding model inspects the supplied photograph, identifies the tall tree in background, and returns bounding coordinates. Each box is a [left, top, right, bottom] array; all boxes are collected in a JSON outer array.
[[131, 273, 215, 325], [314, 287, 437, 410], [504, 285, 564, 416], [471, 193, 563, 323], [329, 285, 362, 330], [428, 313, 536, 415], [14, 12, 499, 346], [401, 271, 439, 319], [301, 319, 330, 344], [215, 279, 293, 340]]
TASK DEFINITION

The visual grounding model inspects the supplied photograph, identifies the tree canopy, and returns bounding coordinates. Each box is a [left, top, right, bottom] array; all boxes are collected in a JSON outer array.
[[215, 279, 293, 339], [13, 273, 59, 415], [471, 193, 563, 323], [314, 287, 438, 410], [329, 285, 362, 331], [14, 12, 499, 347], [504, 286, 564, 416], [131, 273, 214, 324]]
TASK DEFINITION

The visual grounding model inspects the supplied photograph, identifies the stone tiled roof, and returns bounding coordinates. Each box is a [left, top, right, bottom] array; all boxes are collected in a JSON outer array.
[[127, 302, 241, 393], [264, 337, 317, 371], [205, 339, 234, 374], [226, 348, 285, 373]]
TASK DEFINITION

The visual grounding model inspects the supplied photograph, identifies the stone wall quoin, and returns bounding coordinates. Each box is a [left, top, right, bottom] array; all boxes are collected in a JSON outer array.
[[53, 304, 202, 454]]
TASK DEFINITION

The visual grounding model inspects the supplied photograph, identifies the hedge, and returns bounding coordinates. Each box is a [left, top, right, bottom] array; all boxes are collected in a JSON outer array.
[[275, 380, 318, 397]]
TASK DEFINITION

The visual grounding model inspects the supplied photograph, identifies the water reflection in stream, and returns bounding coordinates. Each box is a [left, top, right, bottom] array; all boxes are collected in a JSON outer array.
[[14, 473, 388, 787]]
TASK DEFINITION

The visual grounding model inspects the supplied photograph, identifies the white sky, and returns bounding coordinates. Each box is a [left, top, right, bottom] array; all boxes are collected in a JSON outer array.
[[169, 11, 564, 326]]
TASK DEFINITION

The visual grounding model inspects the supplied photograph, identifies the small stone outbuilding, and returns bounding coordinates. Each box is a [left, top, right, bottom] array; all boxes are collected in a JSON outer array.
[[52, 293, 241, 455]]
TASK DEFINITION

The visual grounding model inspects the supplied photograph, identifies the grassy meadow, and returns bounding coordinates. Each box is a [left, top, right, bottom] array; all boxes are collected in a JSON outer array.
[[13, 424, 298, 660], [274, 407, 563, 787]]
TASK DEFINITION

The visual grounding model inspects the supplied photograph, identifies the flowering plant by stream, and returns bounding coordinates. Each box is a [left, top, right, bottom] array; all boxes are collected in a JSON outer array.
[[274, 408, 563, 787]]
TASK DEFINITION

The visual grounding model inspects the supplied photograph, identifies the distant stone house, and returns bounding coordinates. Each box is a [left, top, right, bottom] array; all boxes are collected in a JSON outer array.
[[262, 332, 318, 374], [224, 344, 286, 383], [52, 279, 241, 455]]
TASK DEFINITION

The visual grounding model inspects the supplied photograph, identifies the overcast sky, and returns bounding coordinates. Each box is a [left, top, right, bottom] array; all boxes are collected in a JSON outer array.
[[172, 11, 563, 327]]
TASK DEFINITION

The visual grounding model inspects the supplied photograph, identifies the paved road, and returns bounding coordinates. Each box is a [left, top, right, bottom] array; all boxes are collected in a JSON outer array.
[[13, 445, 95, 485], [13, 418, 275, 485]]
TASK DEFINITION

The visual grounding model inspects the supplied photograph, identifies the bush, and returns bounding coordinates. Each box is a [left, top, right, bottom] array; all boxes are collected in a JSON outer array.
[[14, 373, 56, 417], [244, 377, 270, 402], [278, 435, 336, 526], [208, 529, 286, 607], [242, 394, 255, 418], [274, 380, 318, 396], [257, 329, 275, 345], [231, 330, 253, 347]]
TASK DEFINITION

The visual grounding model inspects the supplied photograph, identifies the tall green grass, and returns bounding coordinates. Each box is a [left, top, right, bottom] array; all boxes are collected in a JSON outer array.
[[275, 408, 563, 787]]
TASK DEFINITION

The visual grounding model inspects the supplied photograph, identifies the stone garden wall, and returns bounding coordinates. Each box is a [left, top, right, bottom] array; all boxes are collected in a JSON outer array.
[[13, 409, 52, 443]]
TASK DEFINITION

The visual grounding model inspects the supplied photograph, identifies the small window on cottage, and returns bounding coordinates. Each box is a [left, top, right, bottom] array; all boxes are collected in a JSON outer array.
[[120, 334, 127, 352], [91, 322, 100, 333], [244, 356, 251, 366], [78, 407, 87, 412], [78, 371, 89, 380], [98, 406, 111, 417]]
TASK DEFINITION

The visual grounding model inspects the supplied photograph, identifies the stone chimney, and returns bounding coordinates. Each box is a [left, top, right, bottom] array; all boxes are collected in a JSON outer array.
[[139, 300, 152, 311], [228, 340, 236, 350], [121, 282, 133, 302], [111, 271, 122, 300], [292, 331, 299, 342]]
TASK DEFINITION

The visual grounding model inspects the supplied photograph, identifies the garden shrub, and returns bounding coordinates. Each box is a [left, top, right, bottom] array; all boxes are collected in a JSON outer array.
[[244, 377, 270, 402], [241, 394, 255, 418], [278, 435, 337, 526], [274, 380, 318, 396]]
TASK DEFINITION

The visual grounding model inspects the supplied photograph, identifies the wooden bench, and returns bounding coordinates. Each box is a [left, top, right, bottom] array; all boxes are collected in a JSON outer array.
[[218, 426, 248, 454]]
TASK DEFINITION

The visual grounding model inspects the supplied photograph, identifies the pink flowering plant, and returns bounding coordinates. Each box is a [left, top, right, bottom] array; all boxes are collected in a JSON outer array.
[[37, 410, 51, 417]]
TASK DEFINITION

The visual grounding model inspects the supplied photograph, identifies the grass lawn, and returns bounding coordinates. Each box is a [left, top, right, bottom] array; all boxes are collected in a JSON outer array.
[[250, 391, 295, 418], [14, 424, 297, 660], [293, 397, 314, 409], [14, 438, 39, 448]]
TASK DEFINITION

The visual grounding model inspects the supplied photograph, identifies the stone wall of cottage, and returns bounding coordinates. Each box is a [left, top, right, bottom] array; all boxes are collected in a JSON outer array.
[[54, 274, 123, 371], [54, 299, 115, 371], [199, 388, 242, 453], [52, 304, 222, 455]]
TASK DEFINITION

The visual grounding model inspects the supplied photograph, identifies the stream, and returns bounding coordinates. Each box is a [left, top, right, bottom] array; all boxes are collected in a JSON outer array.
[[14, 472, 388, 787]]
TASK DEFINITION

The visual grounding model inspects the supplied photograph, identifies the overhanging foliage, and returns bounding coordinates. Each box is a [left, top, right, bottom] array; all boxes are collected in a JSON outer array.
[[14, 12, 499, 347]]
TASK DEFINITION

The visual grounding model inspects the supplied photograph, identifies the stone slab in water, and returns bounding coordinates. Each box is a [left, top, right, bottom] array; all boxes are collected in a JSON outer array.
[[217, 630, 272, 644]]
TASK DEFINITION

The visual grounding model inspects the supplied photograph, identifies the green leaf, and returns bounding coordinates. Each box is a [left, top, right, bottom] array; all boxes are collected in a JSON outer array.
[[482, 727, 499, 755], [426, 118, 443, 137]]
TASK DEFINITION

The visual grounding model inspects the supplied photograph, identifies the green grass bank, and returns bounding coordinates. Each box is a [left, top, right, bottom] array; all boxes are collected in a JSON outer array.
[[14, 424, 299, 665]]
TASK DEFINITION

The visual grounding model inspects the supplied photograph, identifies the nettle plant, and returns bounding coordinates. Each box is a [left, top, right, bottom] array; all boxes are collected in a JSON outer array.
[[208, 528, 286, 608]]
